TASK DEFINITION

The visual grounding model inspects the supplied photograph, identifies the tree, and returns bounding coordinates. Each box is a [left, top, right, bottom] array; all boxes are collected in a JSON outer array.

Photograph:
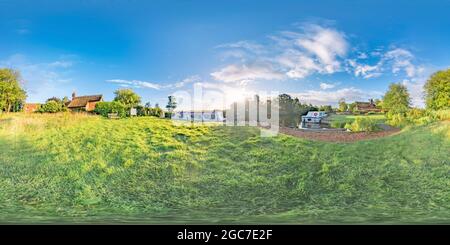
[[0, 68, 27, 113], [319, 105, 333, 112], [424, 69, 450, 110], [348, 102, 357, 113], [166, 96, 177, 112], [46, 97, 62, 104], [338, 98, 348, 112], [382, 83, 411, 114], [62, 96, 70, 105], [113, 88, 141, 108], [276, 93, 317, 127]]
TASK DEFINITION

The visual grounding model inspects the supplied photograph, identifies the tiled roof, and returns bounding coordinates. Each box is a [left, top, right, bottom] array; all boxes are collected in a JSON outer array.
[[67, 95, 103, 108]]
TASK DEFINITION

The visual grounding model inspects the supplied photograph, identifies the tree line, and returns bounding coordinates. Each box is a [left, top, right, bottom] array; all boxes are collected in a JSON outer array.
[[1, 67, 449, 126]]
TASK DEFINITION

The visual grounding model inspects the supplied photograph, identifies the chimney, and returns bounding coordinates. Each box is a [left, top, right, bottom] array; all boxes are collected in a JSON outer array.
[[72, 91, 76, 100]]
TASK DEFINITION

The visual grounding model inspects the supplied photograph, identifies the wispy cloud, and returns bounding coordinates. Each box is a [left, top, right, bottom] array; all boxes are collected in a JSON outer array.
[[347, 47, 424, 80], [0, 54, 76, 102], [106, 75, 202, 90], [319, 82, 336, 90], [211, 63, 284, 85], [212, 23, 350, 84], [106, 79, 163, 90]]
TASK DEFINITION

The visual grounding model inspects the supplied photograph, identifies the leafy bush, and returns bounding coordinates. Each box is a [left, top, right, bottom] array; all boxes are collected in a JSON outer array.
[[344, 117, 379, 132], [407, 108, 426, 120], [137, 106, 163, 117], [37, 101, 62, 113], [331, 121, 347, 128], [388, 108, 450, 128], [386, 112, 408, 127], [428, 109, 450, 121], [94, 101, 126, 118], [149, 107, 163, 117]]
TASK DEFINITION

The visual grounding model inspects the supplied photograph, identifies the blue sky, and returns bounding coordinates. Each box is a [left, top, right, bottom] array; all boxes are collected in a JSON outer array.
[[1, 0, 449, 108]]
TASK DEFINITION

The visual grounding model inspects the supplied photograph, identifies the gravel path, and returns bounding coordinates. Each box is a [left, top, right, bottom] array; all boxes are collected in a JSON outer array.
[[280, 125, 400, 142]]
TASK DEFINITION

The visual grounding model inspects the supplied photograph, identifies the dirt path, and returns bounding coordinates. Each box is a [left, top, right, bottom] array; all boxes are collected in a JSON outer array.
[[279, 126, 401, 142]]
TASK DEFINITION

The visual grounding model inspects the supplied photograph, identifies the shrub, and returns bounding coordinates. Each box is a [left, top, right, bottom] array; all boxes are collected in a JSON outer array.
[[386, 112, 408, 127], [412, 116, 434, 126], [136, 105, 145, 116], [345, 117, 379, 132], [331, 121, 347, 128], [429, 109, 450, 121], [38, 101, 62, 113], [94, 101, 126, 118], [406, 108, 426, 120], [149, 107, 163, 117]]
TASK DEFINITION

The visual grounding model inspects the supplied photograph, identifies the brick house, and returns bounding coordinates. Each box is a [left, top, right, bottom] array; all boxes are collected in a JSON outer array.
[[67, 92, 103, 112], [355, 99, 382, 113], [23, 103, 40, 113]]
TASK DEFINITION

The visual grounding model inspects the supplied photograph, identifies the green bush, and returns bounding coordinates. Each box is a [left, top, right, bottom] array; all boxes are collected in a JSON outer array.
[[138, 107, 163, 117], [331, 121, 347, 128], [407, 108, 426, 120], [386, 112, 408, 127], [149, 107, 163, 117], [38, 101, 62, 113], [94, 101, 126, 118], [428, 109, 450, 121], [345, 117, 379, 132], [388, 108, 450, 128]]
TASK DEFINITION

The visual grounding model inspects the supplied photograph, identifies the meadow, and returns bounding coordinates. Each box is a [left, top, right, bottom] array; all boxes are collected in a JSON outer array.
[[0, 113, 449, 223]]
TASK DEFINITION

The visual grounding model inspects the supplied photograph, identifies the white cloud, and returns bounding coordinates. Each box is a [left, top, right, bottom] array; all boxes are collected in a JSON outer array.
[[172, 75, 201, 88], [277, 49, 322, 79], [212, 23, 350, 83], [348, 59, 382, 79], [106, 79, 162, 90], [384, 48, 418, 77], [107, 75, 202, 90], [291, 87, 382, 106], [357, 52, 368, 59], [216, 40, 264, 53], [210, 63, 284, 84], [0, 54, 75, 102], [346, 47, 423, 80], [49, 60, 73, 68], [319, 82, 336, 90], [295, 25, 348, 73]]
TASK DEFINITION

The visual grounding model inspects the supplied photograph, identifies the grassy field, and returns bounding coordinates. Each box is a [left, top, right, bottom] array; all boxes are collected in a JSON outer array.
[[0, 113, 449, 224]]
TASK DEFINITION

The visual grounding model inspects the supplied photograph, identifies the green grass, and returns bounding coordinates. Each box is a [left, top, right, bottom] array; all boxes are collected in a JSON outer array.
[[0, 113, 449, 223]]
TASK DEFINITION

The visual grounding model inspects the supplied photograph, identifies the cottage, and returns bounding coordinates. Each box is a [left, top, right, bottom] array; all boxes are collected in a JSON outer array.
[[23, 103, 40, 113], [67, 92, 103, 112], [355, 99, 381, 113]]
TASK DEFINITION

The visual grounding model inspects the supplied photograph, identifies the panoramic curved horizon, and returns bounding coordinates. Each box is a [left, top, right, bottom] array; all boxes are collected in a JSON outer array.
[[1, 0, 449, 108]]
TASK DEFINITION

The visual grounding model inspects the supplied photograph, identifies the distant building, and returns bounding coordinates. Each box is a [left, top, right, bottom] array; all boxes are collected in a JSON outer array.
[[171, 110, 225, 122], [67, 92, 103, 112], [23, 103, 40, 113], [355, 99, 381, 113]]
